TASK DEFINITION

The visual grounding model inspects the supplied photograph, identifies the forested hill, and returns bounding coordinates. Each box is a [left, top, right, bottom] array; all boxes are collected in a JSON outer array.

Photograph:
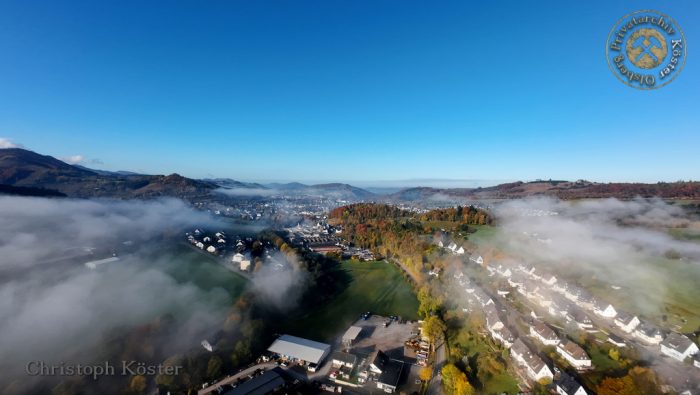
[[389, 180, 700, 201], [329, 203, 492, 225], [328, 203, 490, 282]]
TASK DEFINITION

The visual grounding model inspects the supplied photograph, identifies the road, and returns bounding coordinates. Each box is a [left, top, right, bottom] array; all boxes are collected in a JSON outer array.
[[426, 340, 446, 395]]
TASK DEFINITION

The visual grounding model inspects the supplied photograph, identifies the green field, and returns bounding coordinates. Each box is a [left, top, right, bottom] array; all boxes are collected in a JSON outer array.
[[283, 260, 420, 341], [163, 245, 248, 300]]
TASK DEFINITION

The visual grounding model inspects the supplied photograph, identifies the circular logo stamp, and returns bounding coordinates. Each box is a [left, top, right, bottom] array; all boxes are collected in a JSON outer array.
[[606, 10, 686, 89]]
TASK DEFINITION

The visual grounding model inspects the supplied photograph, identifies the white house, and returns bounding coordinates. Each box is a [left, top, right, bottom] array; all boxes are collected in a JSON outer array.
[[594, 302, 618, 318], [491, 326, 515, 348], [496, 265, 512, 278], [556, 340, 591, 370], [530, 321, 560, 346], [613, 312, 640, 333], [634, 322, 664, 345], [232, 253, 245, 263], [196, 241, 204, 249], [511, 339, 553, 382], [240, 259, 251, 271], [659, 332, 699, 362], [206, 245, 216, 253], [555, 372, 587, 395], [331, 351, 357, 369], [447, 242, 458, 252], [455, 246, 465, 255], [469, 254, 484, 265], [542, 274, 558, 286]]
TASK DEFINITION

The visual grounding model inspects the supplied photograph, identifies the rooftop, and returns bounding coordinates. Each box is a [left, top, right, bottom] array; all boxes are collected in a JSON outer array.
[[661, 332, 696, 353], [342, 326, 362, 341], [267, 335, 331, 365]]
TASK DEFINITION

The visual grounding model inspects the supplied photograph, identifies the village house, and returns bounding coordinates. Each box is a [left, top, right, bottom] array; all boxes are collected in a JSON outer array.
[[232, 253, 245, 263], [548, 297, 573, 319], [511, 339, 553, 382], [491, 326, 515, 348], [239, 259, 251, 271], [530, 320, 560, 346], [507, 273, 525, 289], [659, 332, 699, 362], [196, 241, 204, 249], [496, 265, 513, 278], [484, 304, 504, 331], [368, 350, 403, 393], [613, 312, 640, 333], [552, 280, 569, 295], [607, 334, 627, 348], [555, 372, 588, 395], [593, 301, 618, 318], [331, 351, 357, 369], [206, 245, 217, 254], [556, 340, 592, 370], [634, 322, 664, 345], [569, 310, 594, 330], [575, 290, 597, 311], [542, 274, 558, 287], [469, 254, 484, 265]]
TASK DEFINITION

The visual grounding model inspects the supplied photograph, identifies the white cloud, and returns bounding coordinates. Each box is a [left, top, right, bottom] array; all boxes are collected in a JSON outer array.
[[0, 137, 23, 149], [60, 154, 86, 164]]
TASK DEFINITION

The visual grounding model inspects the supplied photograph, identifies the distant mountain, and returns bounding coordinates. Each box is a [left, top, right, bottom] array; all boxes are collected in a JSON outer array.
[[0, 148, 216, 200], [265, 182, 309, 191], [305, 183, 376, 200], [74, 164, 142, 176], [203, 178, 268, 190], [263, 182, 375, 200], [389, 180, 700, 200]]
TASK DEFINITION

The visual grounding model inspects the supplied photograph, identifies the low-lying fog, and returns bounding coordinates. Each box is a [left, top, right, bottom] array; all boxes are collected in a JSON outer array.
[[0, 197, 237, 384]]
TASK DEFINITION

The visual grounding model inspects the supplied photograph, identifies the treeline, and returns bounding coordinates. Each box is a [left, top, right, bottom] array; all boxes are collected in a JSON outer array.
[[417, 205, 491, 225], [329, 203, 490, 286], [329, 203, 411, 224]]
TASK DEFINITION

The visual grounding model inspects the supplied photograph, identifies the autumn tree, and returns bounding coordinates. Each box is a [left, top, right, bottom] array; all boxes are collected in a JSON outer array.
[[419, 366, 433, 381], [128, 375, 147, 394], [441, 363, 474, 395], [422, 315, 447, 345]]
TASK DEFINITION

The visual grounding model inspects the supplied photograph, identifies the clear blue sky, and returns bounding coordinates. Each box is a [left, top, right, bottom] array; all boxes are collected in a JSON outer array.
[[0, 0, 698, 185]]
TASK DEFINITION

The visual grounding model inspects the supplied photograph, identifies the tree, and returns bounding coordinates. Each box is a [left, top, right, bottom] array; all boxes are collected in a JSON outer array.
[[419, 366, 433, 381], [441, 363, 474, 395], [422, 316, 447, 345], [128, 375, 147, 394], [597, 376, 640, 395], [418, 286, 444, 318], [206, 355, 223, 379]]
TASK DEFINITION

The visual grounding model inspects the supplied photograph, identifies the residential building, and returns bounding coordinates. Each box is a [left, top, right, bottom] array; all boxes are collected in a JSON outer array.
[[557, 340, 591, 369], [510, 339, 553, 382], [594, 302, 618, 318], [555, 372, 587, 395], [331, 351, 357, 369], [530, 320, 560, 346], [613, 312, 640, 333], [634, 322, 664, 345], [660, 332, 699, 362]]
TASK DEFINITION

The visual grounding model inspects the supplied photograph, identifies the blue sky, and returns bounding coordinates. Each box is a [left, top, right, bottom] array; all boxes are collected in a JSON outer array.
[[0, 1, 698, 185]]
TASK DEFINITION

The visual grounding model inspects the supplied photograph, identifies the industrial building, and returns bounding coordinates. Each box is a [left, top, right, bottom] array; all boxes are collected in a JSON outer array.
[[342, 325, 362, 348], [267, 334, 331, 366]]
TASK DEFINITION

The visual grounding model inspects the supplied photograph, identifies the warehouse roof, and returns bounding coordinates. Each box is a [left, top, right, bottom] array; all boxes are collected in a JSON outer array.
[[267, 335, 331, 364], [342, 326, 362, 342]]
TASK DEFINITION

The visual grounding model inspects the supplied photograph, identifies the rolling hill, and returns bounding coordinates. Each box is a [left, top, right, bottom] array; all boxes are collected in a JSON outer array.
[[0, 148, 216, 200]]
